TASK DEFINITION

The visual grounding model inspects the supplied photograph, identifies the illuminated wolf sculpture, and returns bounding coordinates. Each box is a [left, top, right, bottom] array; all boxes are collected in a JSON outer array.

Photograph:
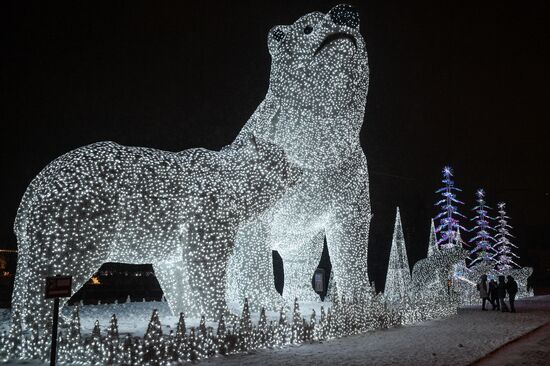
[[227, 4, 372, 308], [12, 135, 300, 327]]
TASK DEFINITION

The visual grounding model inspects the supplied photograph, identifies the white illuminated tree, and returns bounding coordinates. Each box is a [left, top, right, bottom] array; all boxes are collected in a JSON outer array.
[[468, 189, 497, 266], [434, 166, 467, 249], [67, 306, 81, 348], [176, 312, 186, 340], [106, 314, 119, 364], [278, 307, 289, 345], [290, 298, 303, 344], [427, 218, 438, 257], [89, 320, 103, 364], [144, 309, 163, 362], [384, 208, 411, 302], [494, 202, 519, 271]]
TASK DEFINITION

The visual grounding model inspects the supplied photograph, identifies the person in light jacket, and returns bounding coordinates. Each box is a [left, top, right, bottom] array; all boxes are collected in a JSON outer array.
[[477, 275, 489, 311]]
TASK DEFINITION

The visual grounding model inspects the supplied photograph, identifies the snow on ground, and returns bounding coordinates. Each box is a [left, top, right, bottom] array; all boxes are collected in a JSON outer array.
[[472, 322, 550, 366], [200, 296, 550, 366], [1, 296, 549, 365], [0, 300, 326, 337]]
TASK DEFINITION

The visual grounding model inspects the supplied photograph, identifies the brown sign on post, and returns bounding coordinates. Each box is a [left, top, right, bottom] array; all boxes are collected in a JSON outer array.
[[45, 276, 73, 366], [45, 276, 72, 299]]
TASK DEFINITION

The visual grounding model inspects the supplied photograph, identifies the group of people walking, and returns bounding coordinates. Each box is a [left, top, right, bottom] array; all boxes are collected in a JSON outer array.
[[477, 275, 518, 312]]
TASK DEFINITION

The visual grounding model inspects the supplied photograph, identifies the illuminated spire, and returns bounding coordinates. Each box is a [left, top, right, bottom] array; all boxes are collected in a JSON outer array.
[[384, 207, 411, 302], [427, 219, 438, 257]]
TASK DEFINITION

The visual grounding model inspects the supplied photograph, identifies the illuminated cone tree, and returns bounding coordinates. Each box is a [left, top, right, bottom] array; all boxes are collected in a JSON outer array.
[[427, 219, 438, 257], [494, 202, 519, 271], [434, 166, 467, 249], [468, 189, 497, 266], [384, 208, 411, 302]]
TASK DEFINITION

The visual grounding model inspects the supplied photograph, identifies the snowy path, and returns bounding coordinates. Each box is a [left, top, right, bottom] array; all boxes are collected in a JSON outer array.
[[201, 296, 550, 366], [472, 322, 550, 366]]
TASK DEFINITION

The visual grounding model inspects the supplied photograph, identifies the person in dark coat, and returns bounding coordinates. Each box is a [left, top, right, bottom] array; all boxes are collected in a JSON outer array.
[[488, 279, 499, 310], [506, 275, 518, 313], [497, 275, 509, 312], [477, 275, 489, 311]]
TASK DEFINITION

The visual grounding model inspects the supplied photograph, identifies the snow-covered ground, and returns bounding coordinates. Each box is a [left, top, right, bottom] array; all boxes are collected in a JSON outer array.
[[200, 296, 550, 366], [472, 322, 550, 366], [0, 299, 327, 337], [1, 296, 549, 365]]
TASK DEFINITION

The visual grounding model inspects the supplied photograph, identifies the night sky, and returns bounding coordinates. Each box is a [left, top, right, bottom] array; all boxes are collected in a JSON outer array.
[[1, 1, 549, 292]]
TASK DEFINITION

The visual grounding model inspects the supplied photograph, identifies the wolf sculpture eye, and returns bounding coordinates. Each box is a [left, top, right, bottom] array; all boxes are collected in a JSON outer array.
[[273, 28, 285, 42]]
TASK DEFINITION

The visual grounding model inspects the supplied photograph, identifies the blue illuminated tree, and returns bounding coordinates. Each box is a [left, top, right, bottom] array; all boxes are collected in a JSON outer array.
[[434, 166, 467, 249], [493, 202, 519, 271], [468, 189, 497, 266]]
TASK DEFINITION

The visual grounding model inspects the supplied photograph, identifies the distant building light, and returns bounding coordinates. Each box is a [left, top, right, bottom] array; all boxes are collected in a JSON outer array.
[[90, 276, 101, 285]]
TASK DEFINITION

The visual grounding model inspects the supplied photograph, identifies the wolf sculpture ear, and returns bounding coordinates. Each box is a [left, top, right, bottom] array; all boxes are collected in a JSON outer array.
[[328, 4, 360, 29], [267, 24, 290, 56]]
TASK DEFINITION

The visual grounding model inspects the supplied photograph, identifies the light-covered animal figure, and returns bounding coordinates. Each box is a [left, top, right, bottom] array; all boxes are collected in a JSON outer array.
[[226, 4, 372, 308], [452, 261, 533, 304], [13, 134, 300, 329], [411, 247, 467, 296]]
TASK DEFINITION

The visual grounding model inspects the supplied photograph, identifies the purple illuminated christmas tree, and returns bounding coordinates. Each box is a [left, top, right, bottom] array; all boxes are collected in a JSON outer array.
[[434, 166, 467, 249], [468, 189, 497, 266]]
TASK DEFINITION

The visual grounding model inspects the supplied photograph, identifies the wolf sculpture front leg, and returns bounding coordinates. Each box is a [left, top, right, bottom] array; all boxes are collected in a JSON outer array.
[[325, 192, 370, 300], [152, 259, 187, 315], [226, 219, 284, 312], [278, 230, 325, 303]]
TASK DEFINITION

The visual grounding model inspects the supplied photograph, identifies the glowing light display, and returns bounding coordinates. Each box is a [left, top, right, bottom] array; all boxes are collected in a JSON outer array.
[[4, 4, 534, 364], [226, 3, 371, 310], [446, 198, 533, 304], [494, 202, 519, 271], [12, 132, 301, 329], [427, 219, 439, 257], [412, 244, 467, 296], [12, 0, 372, 337], [384, 208, 411, 302], [434, 166, 466, 249], [468, 189, 497, 266]]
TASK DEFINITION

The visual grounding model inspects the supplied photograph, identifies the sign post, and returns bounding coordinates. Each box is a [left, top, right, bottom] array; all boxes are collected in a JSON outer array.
[[45, 275, 72, 366]]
